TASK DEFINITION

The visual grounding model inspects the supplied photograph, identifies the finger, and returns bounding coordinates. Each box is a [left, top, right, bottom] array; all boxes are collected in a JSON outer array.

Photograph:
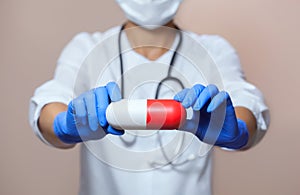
[[106, 82, 121, 102], [178, 111, 200, 134], [207, 91, 229, 113], [173, 88, 189, 102], [94, 87, 109, 127], [73, 97, 87, 126], [193, 84, 219, 111], [182, 84, 205, 108], [106, 125, 124, 135], [84, 91, 99, 131]]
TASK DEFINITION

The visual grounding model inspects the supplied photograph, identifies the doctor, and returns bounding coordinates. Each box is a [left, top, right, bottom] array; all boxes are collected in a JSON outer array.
[[29, 0, 270, 194]]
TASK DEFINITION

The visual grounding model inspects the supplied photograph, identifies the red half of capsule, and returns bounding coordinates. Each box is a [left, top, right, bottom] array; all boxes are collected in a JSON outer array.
[[146, 99, 186, 130]]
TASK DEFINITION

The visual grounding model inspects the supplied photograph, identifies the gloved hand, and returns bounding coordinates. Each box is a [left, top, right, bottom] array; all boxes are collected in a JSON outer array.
[[174, 84, 249, 149], [53, 82, 124, 144]]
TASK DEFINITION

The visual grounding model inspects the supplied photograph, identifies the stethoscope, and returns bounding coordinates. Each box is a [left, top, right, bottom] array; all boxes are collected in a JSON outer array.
[[117, 23, 185, 99], [116, 24, 203, 165]]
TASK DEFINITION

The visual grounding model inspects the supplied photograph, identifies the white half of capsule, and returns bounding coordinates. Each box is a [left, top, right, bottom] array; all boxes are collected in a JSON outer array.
[[106, 99, 147, 130]]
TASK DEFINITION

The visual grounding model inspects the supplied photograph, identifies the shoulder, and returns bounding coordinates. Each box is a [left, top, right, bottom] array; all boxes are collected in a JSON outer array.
[[57, 26, 121, 65], [182, 31, 241, 71], [68, 26, 121, 47], [183, 31, 237, 54]]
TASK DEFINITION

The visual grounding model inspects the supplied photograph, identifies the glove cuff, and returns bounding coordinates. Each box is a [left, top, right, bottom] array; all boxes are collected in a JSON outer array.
[[53, 112, 80, 144], [217, 119, 249, 149]]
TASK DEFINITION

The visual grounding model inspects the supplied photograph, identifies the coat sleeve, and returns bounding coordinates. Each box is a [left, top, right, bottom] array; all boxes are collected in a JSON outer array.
[[28, 32, 102, 145], [199, 34, 270, 147]]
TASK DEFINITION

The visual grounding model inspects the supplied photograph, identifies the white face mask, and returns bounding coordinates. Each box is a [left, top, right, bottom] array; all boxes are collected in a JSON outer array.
[[115, 0, 183, 30]]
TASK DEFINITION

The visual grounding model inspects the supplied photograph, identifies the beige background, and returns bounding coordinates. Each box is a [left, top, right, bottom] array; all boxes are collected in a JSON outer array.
[[1, 0, 299, 194]]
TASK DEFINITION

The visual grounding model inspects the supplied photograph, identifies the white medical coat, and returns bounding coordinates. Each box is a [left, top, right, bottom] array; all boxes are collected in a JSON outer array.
[[29, 26, 270, 195]]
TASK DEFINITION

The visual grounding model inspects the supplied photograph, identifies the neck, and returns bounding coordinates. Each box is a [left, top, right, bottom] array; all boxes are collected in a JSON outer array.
[[123, 21, 178, 61]]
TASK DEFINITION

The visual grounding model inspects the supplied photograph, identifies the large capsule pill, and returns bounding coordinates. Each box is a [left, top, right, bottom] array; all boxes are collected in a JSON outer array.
[[106, 99, 186, 130]]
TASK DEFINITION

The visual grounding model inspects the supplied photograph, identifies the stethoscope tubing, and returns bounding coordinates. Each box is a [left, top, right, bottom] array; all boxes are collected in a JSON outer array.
[[116, 25, 204, 164], [117, 23, 184, 98]]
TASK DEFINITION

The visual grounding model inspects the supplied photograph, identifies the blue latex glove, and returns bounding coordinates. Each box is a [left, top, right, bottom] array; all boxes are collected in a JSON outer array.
[[53, 82, 124, 144], [174, 84, 249, 149]]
